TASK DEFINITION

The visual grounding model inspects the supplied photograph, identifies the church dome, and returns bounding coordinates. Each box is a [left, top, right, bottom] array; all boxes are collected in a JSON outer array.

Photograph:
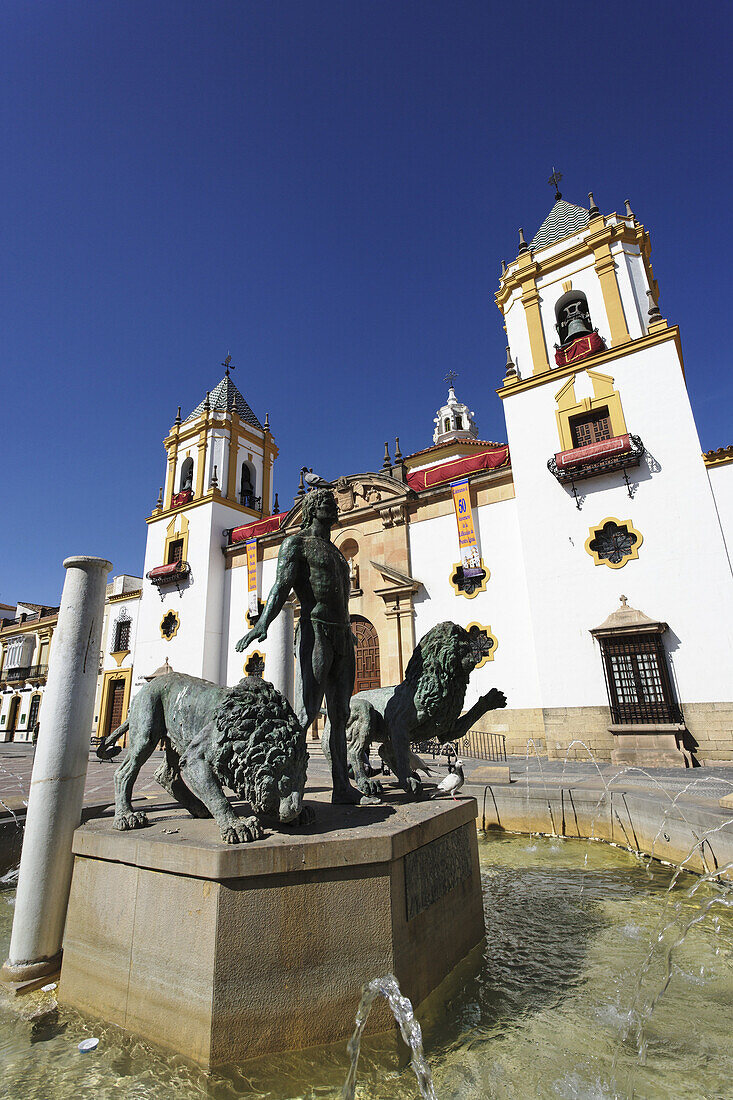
[[432, 373, 478, 445]]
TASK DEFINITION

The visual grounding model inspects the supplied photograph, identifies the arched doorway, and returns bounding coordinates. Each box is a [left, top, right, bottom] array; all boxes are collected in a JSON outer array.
[[351, 616, 380, 695], [6, 696, 20, 741]]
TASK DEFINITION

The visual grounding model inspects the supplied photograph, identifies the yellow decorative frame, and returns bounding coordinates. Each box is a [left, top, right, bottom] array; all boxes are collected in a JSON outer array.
[[243, 650, 266, 677], [164, 514, 189, 565], [465, 622, 498, 666], [585, 516, 643, 570], [97, 668, 133, 738], [554, 370, 628, 452], [448, 560, 490, 599], [160, 609, 180, 639]]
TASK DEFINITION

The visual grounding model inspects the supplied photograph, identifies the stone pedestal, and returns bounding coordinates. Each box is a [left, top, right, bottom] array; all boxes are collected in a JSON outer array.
[[59, 793, 484, 1067]]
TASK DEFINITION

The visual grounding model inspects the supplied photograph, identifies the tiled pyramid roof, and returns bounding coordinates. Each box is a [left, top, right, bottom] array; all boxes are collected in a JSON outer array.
[[530, 199, 590, 252], [185, 375, 264, 431]]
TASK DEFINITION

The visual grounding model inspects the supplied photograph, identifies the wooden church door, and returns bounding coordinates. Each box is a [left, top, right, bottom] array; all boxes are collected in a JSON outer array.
[[351, 616, 380, 695]]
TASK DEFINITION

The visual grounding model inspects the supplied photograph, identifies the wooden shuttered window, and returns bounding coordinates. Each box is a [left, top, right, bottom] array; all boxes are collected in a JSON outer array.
[[570, 407, 612, 448]]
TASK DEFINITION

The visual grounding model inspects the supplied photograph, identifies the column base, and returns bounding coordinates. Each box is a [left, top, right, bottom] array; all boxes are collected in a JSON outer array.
[[1, 949, 63, 986]]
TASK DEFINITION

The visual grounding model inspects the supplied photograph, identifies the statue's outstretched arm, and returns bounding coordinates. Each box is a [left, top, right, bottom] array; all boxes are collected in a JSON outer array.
[[235, 537, 299, 651]]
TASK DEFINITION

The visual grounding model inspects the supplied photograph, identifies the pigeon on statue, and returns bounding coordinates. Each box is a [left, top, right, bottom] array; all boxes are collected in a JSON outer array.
[[430, 760, 465, 800]]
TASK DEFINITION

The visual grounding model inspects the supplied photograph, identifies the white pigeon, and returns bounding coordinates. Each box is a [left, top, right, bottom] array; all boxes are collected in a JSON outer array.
[[408, 750, 433, 776], [430, 760, 465, 800]]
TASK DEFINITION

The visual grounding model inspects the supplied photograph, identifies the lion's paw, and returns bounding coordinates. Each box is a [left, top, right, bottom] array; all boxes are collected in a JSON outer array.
[[358, 777, 383, 796], [113, 811, 148, 831], [485, 688, 507, 710], [220, 816, 264, 844]]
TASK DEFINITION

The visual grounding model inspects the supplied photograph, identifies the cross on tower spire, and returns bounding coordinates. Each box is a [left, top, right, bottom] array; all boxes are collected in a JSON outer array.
[[444, 370, 458, 389], [548, 166, 563, 200]]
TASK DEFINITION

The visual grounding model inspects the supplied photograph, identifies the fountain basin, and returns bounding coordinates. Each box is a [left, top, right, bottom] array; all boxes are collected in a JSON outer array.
[[58, 793, 484, 1067]]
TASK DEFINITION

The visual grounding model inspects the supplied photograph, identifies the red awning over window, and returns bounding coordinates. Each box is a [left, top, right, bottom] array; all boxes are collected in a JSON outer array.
[[147, 563, 182, 579], [230, 513, 286, 544], [406, 447, 510, 492]]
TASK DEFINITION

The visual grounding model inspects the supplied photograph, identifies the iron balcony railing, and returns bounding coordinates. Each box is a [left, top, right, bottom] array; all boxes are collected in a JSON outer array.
[[1, 664, 48, 683], [239, 492, 262, 511]]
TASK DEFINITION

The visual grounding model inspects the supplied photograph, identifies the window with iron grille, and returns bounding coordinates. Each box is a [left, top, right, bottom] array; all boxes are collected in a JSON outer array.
[[467, 624, 495, 667], [587, 520, 638, 566], [168, 539, 184, 565], [570, 406, 611, 448], [245, 652, 265, 678], [113, 618, 131, 652], [599, 633, 681, 724]]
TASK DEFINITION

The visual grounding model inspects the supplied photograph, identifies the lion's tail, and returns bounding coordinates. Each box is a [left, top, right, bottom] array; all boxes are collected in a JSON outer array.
[[96, 719, 128, 761]]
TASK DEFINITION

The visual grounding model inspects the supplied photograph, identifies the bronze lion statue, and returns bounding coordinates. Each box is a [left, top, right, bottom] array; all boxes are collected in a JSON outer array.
[[323, 621, 506, 798], [96, 672, 312, 843]]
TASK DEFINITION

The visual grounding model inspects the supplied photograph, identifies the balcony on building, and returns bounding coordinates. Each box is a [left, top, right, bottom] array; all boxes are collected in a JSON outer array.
[[0, 663, 49, 686], [146, 561, 190, 588]]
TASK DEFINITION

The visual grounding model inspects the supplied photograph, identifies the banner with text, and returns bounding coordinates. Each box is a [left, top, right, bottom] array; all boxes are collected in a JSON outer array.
[[246, 539, 259, 616], [451, 479, 482, 575]]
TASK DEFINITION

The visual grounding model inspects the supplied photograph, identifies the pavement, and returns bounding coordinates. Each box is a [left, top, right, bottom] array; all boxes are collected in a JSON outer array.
[[2, 741, 733, 820]]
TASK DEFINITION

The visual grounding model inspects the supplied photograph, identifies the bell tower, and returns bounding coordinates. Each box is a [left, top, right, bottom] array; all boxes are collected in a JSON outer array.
[[433, 371, 478, 445], [133, 356, 279, 688], [492, 178, 733, 765]]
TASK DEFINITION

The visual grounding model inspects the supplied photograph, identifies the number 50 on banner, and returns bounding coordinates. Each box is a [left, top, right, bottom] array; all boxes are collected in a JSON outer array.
[[450, 479, 482, 575]]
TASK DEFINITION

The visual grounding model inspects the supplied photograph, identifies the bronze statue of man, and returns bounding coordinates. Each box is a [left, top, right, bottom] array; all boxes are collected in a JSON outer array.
[[236, 487, 363, 805]]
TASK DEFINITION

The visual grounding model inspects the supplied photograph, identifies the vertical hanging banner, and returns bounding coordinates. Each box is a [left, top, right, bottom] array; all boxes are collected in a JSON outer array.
[[246, 539, 259, 616], [451, 479, 482, 576]]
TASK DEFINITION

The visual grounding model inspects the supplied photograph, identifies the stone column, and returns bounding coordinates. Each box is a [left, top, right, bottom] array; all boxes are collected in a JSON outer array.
[[266, 600, 295, 706], [2, 556, 112, 984]]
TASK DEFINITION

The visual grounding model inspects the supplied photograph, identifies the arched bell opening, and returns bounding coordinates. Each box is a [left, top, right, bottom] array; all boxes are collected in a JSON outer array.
[[555, 289, 593, 347], [179, 456, 194, 493], [240, 462, 257, 509]]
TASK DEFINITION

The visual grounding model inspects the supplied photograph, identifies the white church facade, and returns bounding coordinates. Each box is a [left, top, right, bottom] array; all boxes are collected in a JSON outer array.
[[4, 190, 732, 766]]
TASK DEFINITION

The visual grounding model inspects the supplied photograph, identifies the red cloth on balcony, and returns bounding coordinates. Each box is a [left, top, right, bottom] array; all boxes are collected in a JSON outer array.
[[171, 489, 193, 507], [148, 563, 182, 579], [406, 447, 510, 492], [555, 434, 631, 469], [554, 331, 605, 367], [230, 512, 286, 544]]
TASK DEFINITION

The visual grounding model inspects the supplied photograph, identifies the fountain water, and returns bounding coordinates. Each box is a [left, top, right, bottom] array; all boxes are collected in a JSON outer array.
[[341, 975, 436, 1100]]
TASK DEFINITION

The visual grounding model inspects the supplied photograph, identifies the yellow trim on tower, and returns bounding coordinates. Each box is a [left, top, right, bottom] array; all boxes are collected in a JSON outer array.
[[227, 412, 239, 503], [496, 326, 682, 400], [164, 514, 189, 564], [592, 241, 630, 346], [554, 370, 628, 452], [195, 420, 209, 498]]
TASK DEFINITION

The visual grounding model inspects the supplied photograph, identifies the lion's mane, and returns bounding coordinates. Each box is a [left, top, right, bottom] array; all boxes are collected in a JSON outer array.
[[205, 678, 308, 816], [402, 621, 472, 730]]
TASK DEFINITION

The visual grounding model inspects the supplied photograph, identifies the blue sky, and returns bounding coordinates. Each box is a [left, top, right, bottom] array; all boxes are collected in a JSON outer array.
[[1, 1, 731, 605]]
